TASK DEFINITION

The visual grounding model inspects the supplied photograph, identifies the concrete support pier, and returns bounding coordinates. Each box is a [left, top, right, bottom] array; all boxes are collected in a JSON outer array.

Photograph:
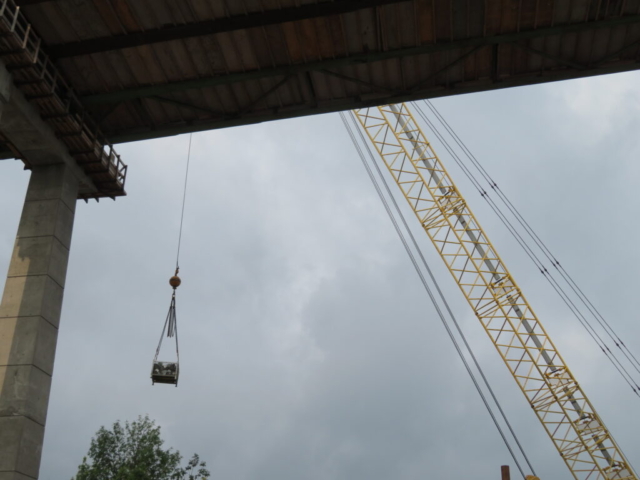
[[0, 163, 78, 479]]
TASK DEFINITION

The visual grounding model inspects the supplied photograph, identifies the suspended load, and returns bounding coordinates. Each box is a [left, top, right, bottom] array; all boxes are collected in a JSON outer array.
[[150, 133, 193, 387], [151, 272, 181, 386]]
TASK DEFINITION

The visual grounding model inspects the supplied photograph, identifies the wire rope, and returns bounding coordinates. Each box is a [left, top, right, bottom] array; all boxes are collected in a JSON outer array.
[[176, 132, 194, 271], [413, 101, 640, 393], [347, 110, 538, 476], [410, 102, 640, 395], [420, 100, 640, 374], [340, 111, 536, 479], [153, 133, 192, 375], [154, 293, 179, 363]]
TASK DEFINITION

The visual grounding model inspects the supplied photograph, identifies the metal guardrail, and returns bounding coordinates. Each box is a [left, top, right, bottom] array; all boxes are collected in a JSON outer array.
[[0, 0, 127, 199]]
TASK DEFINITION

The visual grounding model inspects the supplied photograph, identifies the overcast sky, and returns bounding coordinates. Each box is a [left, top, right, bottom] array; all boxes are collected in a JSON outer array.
[[1, 71, 639, 480]]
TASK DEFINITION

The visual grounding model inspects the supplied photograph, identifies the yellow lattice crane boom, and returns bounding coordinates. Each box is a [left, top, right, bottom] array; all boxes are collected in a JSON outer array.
[[353, 104, 636, 480]]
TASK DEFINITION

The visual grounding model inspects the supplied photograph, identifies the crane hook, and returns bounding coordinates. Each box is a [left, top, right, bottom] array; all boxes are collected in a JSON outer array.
[[169, 267, 181, 290]]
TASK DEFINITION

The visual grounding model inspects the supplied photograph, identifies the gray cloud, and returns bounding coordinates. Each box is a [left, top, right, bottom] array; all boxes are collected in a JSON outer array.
[[1, 71, 639, 480]]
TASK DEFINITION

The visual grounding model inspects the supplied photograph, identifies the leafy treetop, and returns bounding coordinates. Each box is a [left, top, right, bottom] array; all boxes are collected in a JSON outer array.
[[72, 415, 210, 480]]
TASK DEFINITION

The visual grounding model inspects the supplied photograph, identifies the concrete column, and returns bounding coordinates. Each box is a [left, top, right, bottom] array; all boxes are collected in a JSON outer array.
[[0, 163, 78, 480]]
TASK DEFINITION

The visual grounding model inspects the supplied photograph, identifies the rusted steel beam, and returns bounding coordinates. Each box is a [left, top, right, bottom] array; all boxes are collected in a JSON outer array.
[[46, 0, 412, 59]]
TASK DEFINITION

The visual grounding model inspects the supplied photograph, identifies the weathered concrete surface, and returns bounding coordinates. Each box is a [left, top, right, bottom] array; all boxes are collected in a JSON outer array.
[[0, 164, 78, 479], [0, 55, 99, 479]]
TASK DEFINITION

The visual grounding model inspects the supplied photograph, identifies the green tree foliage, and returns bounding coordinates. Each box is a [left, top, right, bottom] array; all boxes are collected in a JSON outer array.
[[73, 415, 209, 480]]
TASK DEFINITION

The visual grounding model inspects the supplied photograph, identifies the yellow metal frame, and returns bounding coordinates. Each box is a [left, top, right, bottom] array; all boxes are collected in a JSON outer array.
[[353, 104, 635, 480]]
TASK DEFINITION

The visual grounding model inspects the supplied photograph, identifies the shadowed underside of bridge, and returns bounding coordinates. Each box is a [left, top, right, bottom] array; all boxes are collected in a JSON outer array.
[[0, 3, 639, 478], [7, 0, 640, 147]]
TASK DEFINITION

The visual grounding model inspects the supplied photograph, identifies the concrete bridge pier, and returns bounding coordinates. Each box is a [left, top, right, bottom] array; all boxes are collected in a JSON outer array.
[[0, 163, 78, 480], [0, 59, 98, 480]]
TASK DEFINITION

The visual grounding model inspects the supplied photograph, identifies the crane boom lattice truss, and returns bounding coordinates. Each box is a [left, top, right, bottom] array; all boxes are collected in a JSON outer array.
[[353, 104, 636, 480]]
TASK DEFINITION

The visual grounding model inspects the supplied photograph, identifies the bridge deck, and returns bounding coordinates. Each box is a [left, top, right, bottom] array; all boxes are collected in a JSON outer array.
[[12, 0, 640, 144]]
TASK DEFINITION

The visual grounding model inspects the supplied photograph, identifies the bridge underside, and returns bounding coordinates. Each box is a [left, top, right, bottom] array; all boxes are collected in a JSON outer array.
[[0, 2, 639, 479], [8, 0, 640, 147]]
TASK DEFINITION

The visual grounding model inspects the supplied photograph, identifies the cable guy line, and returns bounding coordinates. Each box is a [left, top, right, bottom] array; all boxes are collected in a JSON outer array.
[[340, 110, 535, 479]]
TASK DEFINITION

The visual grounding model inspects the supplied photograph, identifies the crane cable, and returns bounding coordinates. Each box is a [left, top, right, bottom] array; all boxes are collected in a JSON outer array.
[[412, 99, 640, 470], [176, 132, 194, 273], [154, 133, 193, 364], [421, 99, 640, 375], [340, 111, 536, 479], [410, 101, 640, 396], [410, 102, 640, 394], [413, 100, 640, 395]]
